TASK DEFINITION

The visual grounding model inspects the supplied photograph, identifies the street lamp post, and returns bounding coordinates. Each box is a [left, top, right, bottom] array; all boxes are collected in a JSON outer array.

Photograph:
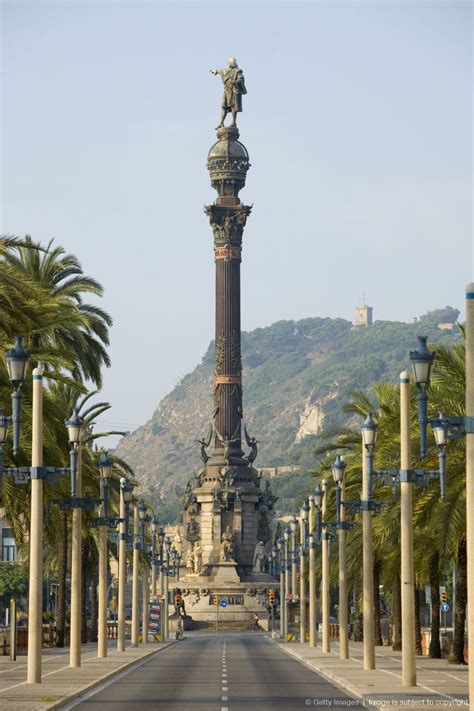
[[27, 366, 43, 684], [399, 371, 416, 687], [3, 339, 72, 683], [138, 501, 149, 645], [290, 515, 298, 603], [361, 414, 377, 670], [164, 536, 171, 641], [66, 408, 84, 668], [332, 455, 349, 660], [277, 539, 285, 639], [321, 478, 330, 653], [299, 503, 308, 644], [131, 500, 140, 647], [94, 450, 114, 658], [308, 494, 317, 647], [466, 284, 474, 704], [283, 527, 290, 640], [118, 477, 132, 651], [150, 516, 159, 598], [158, 527, 165, 596]]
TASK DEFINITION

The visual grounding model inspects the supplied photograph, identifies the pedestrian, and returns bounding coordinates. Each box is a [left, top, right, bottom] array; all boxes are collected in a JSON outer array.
[[253, 612, 261, 631]]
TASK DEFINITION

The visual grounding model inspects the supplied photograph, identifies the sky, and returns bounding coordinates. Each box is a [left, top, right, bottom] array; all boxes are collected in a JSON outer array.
[[1, 0, 472, 443]]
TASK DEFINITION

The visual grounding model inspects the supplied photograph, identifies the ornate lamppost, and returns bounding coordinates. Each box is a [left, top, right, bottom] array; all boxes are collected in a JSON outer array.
[[408, 325, 473, 698], [117, 477, 133, 651], [299, 502, 308, 644], [362, 374, 446, 687], [89, 450, 122, 658], [2, 339, 70, 684], [283, 527, 290, 640], [331, 455, 352, 660]]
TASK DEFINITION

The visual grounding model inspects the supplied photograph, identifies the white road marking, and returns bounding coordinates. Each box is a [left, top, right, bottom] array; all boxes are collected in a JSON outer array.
[[222, 696, 228, 701]]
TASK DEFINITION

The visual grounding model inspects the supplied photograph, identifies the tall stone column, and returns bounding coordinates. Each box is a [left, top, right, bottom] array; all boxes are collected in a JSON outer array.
[[205, 126, 251, 462]]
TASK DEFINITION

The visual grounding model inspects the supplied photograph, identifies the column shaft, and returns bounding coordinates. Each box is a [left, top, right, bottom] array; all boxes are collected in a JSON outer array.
[[27, 368, 43, 684], [362, 440, 376, 669], [400, 372, 416, 687], [466, 284, 474, 704]]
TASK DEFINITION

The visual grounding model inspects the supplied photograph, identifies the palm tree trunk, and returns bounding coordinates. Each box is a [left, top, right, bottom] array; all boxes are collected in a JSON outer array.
[[449, 539, 467, 664], [392, 574, 402, 651], [81, 539, 88, 644], [415, 587, 422, 655], [374, 559, 383, 646], [55, 511, 68, 648], [353, 576, 364, 642], [428, 552, 441, 658]]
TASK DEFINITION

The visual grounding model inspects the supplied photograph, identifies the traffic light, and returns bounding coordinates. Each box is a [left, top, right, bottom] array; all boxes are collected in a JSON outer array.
[[441, 590, 447, 604], [268, 590, 275, 606], [213, 595, 219, 605]]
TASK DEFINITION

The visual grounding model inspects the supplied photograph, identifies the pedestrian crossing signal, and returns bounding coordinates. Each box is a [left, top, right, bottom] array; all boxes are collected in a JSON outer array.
[[268, 590, 275, 606]]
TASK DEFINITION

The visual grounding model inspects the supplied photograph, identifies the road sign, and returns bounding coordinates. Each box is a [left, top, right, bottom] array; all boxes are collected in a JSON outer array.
[[220, 599, 227, 608], [441, 602, 449, 612]]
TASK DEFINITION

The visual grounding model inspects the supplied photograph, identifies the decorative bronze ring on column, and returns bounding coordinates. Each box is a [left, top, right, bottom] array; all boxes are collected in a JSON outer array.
[[214, 245, 242, 262], [215, 375, 241, 384]]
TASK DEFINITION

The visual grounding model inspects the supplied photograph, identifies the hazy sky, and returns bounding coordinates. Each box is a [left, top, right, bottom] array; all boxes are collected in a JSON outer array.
[[1, 0, 472, 442]]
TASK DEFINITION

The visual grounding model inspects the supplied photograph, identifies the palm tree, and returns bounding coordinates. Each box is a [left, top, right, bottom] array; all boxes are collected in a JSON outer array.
[[2, 236, 112, 386]]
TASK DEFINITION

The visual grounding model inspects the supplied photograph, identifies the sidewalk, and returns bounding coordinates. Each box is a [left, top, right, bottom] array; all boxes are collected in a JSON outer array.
[[0, 640, 174, 711], [270, 637, 469, 710]]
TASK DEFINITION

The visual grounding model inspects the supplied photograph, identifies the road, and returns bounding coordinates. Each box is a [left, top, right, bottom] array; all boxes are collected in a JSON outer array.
[[65, 633, 364, 711]]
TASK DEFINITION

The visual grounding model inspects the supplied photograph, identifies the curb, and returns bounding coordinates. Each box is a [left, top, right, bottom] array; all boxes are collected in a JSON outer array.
[[50, 641, 177, 710]]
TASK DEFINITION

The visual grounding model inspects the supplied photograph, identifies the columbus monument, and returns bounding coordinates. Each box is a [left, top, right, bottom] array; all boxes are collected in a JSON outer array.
[[180, 59, 278, 625]]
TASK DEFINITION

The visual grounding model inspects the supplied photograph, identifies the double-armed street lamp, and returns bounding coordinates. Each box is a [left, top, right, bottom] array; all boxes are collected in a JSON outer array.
[[150, 515, 159, 597], [331, 454, 353, 661], [138, 501, 150, 645], [408, 308, 474, 703], [276, 538, 285, 639], [290, 515, 298, 603], [299, 502, 308, 645], [89, 450, 122, 658], [361, 366, 446, 687], [55, 409, 102, 669], [118, 476, 133, 651], [284, 527, 290, 638], [2, 337, 74, 684], [131, 497, 141, 647], [163, 535, 172, 641]]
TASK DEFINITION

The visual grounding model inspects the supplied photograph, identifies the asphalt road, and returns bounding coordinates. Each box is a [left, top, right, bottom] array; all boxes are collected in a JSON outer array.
[[66, 634, 364, 711]]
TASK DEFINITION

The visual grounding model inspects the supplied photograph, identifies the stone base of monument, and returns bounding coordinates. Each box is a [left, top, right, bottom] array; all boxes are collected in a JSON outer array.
[[210, 561, 241, 584], [178, 578, 277, 629]]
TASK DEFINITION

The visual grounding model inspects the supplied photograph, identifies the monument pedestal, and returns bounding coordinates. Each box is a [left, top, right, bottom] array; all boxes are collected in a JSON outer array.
[[210, 560, 240, 584]]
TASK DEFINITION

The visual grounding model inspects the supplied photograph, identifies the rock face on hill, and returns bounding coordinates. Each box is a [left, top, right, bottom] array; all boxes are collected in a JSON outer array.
[[115, 308, 461, 512]]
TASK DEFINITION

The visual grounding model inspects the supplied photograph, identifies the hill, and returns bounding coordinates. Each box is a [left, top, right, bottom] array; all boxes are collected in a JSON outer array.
[[115, 307, 461, 520]]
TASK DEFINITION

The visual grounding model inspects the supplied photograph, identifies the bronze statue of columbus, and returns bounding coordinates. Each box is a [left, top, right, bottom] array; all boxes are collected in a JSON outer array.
[[210, 57, 247, 129]]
